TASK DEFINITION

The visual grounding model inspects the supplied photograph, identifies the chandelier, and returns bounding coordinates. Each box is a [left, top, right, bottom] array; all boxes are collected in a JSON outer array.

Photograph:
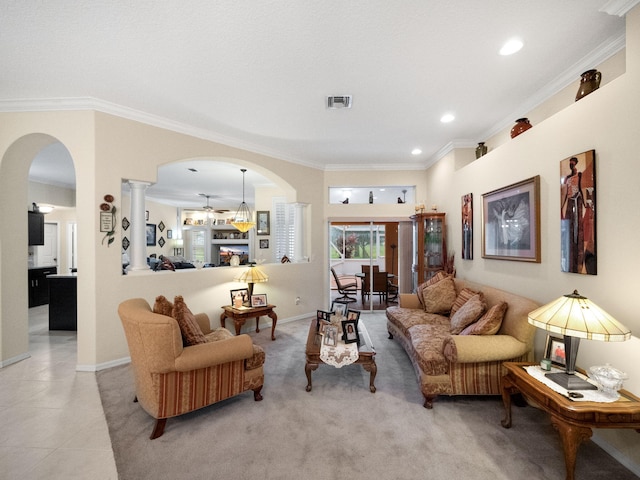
[[230, 168, 256, 233]]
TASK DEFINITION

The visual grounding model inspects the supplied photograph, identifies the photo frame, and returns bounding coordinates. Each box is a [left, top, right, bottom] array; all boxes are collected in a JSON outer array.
[[316, 309, 332, 332], [230, 288, 249, 306], [146, 223, 156, 246], [544, 334, 566, 367], [216, 219, 226, 225], [482, 175, 540, 262], [461, 193, 473, 260], [259, 239, 269, 249], [167, 229, 172, 239], [560, 150, 596, 275], [257, 211, 270, 235], [250, 293, 267, 307], [342, 311, 360, 344], [332, 303, 347, 318], [145, 210, 149, 221], [323, 325, 338, 346]]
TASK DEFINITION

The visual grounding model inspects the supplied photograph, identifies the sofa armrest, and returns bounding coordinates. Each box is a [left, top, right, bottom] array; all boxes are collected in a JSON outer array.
[[173, 334, 254, 371], [443, 335, 529, 363], [399, 294, 421, 309], [194, 312, 212, 334]]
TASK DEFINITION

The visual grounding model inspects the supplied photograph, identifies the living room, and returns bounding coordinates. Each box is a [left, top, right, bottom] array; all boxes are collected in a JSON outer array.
[[2, 2, 640, 478]]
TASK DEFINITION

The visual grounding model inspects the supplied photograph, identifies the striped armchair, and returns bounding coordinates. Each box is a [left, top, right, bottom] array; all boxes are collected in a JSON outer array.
[[118, 298, 265, 439]]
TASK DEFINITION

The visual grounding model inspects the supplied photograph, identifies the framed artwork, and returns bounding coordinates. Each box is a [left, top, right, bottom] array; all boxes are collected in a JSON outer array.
[[332, 303, 347, 318], [259, 239, 269, 249], [343, 310, 360, 343], [462, 193, 473, 260], [544, 334, 566, 368], [482, 175, 540, 262], [158, 221, 165, 232], [316, 310, 332, 332], [100, 212, 114, 232], [158, 237, 165, 248], [230, 288, 249, 305], [167, 229, 172, 239], [216, 219, 226, 225], [323, 325, 338, 346], [257, 211, 270, 235], [145, 210, 149, 221], [560, 150, 596, 275], [251, 293, 267, 307], [146, 224, 156, 246], [122, 217, 130, 231]]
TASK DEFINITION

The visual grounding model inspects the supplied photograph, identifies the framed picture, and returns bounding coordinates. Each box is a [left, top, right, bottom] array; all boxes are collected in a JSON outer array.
[[230, 288, 249, 306], [167, 229, 172, 239], [250, 293, 267, 307], [146, 224, 156, 246], [257, 211, 270, 235], [342, 311, 360, 344], [544, 334, 566, 367], [461, 193, 473, 260], [323, 325, 338, 346], [259, 239, 269, 249], [560, 150, 596, 275], [316, 310, 332, 332], [332, 303, 347, 318], [145, 210, 149, 221], [216, 219, 226, 225], [482, 175, 540, 262]]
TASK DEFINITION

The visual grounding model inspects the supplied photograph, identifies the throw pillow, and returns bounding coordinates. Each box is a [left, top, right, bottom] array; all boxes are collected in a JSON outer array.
[[450, 288, 480, 318], [172, 295, 207, 346], [422, 275, 457, 314], [417, 271, 450, 308], [153, 295, 174, 317], [450, 293, 486, 334], [460, 301, 507, 336]]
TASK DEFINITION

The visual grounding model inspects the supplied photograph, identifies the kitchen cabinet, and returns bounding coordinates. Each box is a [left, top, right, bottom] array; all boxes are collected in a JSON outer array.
[[48, 273, 77, 330], [28, 266, 57, 307]]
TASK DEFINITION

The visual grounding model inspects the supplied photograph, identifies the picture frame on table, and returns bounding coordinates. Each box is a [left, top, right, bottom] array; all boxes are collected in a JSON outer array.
[[257, 211, 270, 235], [332, 303, 347, 318], [323, 325, 338, 346], [259, 239, 269, 249], [230, 288, 249, 306], [316, 310, 332, 332], [250, 293, 267, 307], [342, 313, 360, 344], [146, 223, 156, 246], [544, 334, 566, 368], [482, 175, 541, 263]]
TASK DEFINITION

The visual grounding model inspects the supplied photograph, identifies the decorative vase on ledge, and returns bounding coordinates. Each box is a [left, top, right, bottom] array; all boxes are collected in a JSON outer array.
[[475, 142, 488, 159], [510, 118, 532, 138], [575, 69, 601, 102]]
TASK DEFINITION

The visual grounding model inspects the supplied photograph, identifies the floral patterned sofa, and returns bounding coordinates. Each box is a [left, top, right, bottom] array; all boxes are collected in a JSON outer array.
[[386, 274, 538, 408]]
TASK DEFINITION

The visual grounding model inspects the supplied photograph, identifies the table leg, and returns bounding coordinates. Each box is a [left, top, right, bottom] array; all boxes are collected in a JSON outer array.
[[219, 312, 227, 329], [233, 319, 243, 336], [363, 363, 377, 393], [305, 361, 318, 392], [267, 310, 278, 340], [255, 316, 260, 333], [500, 375, 516, 428], [550, 415, 592, 480]]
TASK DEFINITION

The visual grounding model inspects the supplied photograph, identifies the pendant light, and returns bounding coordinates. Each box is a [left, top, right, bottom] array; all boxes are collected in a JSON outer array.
[[230, 168, 256, 233]]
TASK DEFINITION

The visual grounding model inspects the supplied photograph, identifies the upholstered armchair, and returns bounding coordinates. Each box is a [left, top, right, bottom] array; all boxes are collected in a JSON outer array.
[[118, 298, 265, 439]]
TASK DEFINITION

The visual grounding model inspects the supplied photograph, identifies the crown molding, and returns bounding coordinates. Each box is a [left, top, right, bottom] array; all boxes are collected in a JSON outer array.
[[600, 0, 640, 16]]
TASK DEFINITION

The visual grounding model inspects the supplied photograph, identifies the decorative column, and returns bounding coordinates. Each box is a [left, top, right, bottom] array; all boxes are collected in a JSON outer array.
[[126, 180, 151, 274], [293, 203, 308, 262]]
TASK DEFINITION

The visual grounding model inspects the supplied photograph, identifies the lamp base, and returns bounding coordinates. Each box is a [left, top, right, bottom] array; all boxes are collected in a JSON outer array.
[[546, 372, 597, 391]]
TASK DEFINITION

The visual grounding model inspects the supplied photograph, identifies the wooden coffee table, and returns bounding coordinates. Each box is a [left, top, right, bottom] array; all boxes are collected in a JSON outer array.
[[304, 317, 377, 393], [501, 362, 640, 480], [220, 304, 277, 340]]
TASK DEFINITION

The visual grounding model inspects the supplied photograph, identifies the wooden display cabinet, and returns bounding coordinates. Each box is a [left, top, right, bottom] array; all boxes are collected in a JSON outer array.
[[412, 212, 447, 288]]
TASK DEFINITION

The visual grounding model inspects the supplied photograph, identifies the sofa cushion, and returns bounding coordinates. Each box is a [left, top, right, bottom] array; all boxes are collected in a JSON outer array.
[[386, 306, 445, 337], [422, 276, 457, 314], [153, 295, 174, 317], [450, 288, 479, 318], [450, 293, 486, 334], [172, 295, 207, 346], [204, 327, 235, 342], [416, 271, 449, 308], [460, 301, 507, 336], [407, 323, 451, 376]]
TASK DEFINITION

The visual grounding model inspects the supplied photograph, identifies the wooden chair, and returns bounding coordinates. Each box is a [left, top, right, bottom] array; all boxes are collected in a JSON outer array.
[[361, 271, 389, 305]]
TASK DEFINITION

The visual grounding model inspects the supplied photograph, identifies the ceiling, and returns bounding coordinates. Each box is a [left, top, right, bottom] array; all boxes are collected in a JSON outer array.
[[6, 1, 633, 208]]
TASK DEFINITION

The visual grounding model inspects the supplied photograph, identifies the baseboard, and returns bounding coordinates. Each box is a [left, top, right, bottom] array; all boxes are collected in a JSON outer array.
[[0, 352, 31, 368], [76, 356, 130, 372], [592, 432, 640, 477]]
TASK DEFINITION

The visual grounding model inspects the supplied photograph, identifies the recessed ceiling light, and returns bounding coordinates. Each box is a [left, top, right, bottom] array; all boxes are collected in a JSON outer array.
[[500, 38, 523, 56], [411, 148, 422, 155], [440, 113, 455, 123]]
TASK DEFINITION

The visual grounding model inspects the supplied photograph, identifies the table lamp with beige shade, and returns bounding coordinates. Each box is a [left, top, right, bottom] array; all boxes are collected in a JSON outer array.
[[234, 264, 269, 305]]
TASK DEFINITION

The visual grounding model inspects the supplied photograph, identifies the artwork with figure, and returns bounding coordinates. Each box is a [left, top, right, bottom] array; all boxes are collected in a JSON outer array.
[[560, 150, 596, 275], [461, 193, 473, 260], [490, 193, 530, 250]]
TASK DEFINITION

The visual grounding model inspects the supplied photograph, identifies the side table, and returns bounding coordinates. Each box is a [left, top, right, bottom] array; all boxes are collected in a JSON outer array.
[[220, 304, 277, 340], [501, 362, 640, 480]]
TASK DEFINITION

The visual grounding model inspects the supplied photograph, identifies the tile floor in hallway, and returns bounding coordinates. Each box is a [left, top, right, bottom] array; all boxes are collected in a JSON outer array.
[[0, 306, 118, 479]]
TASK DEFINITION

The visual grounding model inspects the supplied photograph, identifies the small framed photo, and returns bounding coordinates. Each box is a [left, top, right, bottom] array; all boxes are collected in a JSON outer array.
[[259, 239, 269, 249], [544, 334, 566, 368], [146, 224, 156, 246], [251, 293, 267, 307], [332, 303, 347, 318], [230, 288, 249, 306], [342, 317, 360, 344], [145, 210, 149, 221], [257, 211, 270, 235], [216, 219, 226, 225], [167, 229, 172, 239], [323, 325, 338, 346], [316, 310, 332, 332]]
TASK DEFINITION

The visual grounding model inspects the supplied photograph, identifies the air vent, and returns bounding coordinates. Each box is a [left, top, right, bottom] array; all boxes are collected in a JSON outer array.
[[327, 95, 352, 109]]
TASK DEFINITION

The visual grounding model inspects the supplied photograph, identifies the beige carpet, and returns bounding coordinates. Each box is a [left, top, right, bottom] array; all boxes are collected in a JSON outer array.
[[97, 313, 638, 480]]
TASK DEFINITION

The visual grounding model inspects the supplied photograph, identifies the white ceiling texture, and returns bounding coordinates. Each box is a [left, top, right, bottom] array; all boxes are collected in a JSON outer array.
[[2, 1, 633, 209]]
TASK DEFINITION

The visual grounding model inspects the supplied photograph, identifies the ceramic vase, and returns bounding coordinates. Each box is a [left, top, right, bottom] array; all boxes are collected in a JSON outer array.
[[475, 142, 487, 159], [510, 118, 532, 139], [575, 69, 601, 101]]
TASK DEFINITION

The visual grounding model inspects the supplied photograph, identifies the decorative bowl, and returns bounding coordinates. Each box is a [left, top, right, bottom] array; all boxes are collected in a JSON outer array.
[[589, 365, 628, 397]]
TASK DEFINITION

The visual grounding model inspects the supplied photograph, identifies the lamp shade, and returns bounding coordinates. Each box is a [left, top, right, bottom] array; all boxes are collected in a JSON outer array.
[[234, 266, 269, 284], [528, 290, 631, 342]]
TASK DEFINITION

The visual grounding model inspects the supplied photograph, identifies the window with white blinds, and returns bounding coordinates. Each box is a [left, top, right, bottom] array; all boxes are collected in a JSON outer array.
[[273, 197, 295, 262]]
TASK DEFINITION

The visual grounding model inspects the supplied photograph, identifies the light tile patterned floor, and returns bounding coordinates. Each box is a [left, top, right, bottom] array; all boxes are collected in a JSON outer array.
[[0, 306, 117, 479]]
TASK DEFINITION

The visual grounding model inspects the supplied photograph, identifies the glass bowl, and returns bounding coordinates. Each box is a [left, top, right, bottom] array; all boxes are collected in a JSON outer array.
[[588, 365, 628, 397]]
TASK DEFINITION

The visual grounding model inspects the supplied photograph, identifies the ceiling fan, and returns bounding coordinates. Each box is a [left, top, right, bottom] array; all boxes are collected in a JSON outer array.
[[197, 193, 229, 214]]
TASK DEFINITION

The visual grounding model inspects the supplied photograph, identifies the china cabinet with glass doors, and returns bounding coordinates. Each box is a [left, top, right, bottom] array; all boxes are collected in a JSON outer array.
[[412, 212, 447, 289]]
